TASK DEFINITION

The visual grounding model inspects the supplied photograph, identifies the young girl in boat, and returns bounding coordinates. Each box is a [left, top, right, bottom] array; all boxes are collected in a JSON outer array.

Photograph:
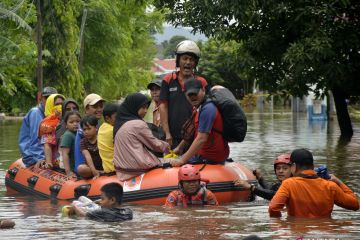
[[36, 94, 65, 169], [77, 115, 104, 179], [234, 154, 292, 200], [55, 98, 80, 143], [113, 93, 170, 181], [60, 111, 81, 178], [164, 164, 218, 207]]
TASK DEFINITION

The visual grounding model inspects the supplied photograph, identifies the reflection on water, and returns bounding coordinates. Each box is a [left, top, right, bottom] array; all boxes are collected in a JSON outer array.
[[0, 113, 359, 239]]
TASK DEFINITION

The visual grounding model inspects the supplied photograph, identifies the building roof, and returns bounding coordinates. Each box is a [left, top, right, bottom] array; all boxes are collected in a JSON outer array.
[[151, 58, 176, 76]]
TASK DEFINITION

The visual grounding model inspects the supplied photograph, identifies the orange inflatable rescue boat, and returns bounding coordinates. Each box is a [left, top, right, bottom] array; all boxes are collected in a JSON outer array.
[[5, 159, 256, 205]]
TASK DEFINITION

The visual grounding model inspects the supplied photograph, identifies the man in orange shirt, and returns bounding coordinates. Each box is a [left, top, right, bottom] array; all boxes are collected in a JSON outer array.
[[269, 148, 359, 218]]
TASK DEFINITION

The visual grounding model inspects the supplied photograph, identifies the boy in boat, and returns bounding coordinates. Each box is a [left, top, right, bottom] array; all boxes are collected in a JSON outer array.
[[66, 182, 133, 222], [164, 164, 218, 207], [98, 103, 118, 173], [77, 116, 104, 179], [74, 93, 105, 177], [234, 154, 292, 200]]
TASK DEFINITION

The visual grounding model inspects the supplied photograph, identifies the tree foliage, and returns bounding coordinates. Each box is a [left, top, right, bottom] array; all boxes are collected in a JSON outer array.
[[0, 0, 37, 111], [154, 0, 360, 138], [41, 0, 83, 100], [0, 0, 163, 111], [197, 39, 254, 98]]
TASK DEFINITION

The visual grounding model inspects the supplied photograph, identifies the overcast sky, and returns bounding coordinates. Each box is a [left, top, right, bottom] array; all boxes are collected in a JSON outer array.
[[153, 25, 207, 44]]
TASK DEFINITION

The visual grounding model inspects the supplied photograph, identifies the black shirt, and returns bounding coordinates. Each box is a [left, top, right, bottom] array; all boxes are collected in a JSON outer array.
[[160, 72, 208, 146], [86, 207, 133, 222]]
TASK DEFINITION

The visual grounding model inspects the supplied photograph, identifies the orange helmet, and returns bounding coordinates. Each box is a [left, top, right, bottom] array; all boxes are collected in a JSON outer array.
[[273, 154, 291, 168], [178, 164, 201, 181]]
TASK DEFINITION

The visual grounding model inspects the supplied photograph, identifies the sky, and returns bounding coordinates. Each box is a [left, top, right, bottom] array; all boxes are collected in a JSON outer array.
[[153, 25, 208, 44]]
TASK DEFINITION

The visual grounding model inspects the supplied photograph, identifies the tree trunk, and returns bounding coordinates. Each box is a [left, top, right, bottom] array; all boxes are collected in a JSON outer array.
[[36, 0, 43, 104], [331, 87, 353, 141]]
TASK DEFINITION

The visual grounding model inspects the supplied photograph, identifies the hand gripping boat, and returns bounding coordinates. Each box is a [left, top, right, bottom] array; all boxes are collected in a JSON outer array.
[[5, 159, 256, 204]]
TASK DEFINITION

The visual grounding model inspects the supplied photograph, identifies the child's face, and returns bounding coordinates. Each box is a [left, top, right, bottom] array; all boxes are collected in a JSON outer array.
[[105, 112, 117, 126], [275, 163, 292, 181], [66, 115, 81, 132], [83, 124, 97, 140], [99, 192, 116, 208], [181, 180, 200, 196], [137, 105, 148, 119]]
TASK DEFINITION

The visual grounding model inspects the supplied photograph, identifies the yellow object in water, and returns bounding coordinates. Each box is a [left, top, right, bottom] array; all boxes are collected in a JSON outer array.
[[61, 205, 72, 217], [164, 150, 178, 159]]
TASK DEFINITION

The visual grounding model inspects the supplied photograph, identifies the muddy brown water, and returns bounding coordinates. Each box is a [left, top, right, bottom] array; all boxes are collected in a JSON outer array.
[[0, 112, 359, 239]]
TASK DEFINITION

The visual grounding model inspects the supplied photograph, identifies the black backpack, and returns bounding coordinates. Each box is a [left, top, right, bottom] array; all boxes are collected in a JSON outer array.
[[207, 86, 247, 142]]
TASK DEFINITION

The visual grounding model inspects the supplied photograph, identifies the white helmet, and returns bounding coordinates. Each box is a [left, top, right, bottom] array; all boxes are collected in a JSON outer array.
[[175, 40, 200, 58]]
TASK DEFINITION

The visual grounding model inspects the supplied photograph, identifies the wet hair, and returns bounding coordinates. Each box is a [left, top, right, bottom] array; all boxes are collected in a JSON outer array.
[[103, 103, 118, 119], [63, 111, 81, 124], [101, 182, 123, 204], [80, 115, 98, 128]]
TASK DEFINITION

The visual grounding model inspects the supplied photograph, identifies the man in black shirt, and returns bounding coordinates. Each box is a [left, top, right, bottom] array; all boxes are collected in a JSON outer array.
[[159, 40, 208, 148]]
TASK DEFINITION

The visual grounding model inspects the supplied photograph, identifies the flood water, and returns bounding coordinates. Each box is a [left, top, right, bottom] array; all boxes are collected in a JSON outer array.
[[0, 110, 359, 239]]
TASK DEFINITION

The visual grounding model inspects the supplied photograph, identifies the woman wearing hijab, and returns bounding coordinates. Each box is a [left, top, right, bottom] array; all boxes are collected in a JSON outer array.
[[36, 93, 65, 169], [113, 93, 170, 181], [55, 98, 80, 143]]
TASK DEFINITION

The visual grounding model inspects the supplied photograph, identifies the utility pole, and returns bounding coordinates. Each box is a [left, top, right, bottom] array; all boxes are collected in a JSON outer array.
[[36, 0, 43, 104]]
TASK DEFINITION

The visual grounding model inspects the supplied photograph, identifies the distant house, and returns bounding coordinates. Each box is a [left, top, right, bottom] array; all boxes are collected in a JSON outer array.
[[151, 58, 176, 77]]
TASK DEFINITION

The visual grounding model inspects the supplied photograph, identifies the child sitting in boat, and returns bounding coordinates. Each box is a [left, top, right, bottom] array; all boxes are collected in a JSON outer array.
[[113, 93, 170, 181], [164, 164, 218, 207], [98, 103, 118, 173], [234, 154, 292, 200], [77, 116, 104, 179], [64, 182, 133, 222], [60, 111, 81, 178], [36, 94, 65, 169]]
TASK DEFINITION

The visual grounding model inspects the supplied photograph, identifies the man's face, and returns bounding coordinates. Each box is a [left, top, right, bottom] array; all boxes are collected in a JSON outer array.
[[179, 54, 197, 77], [41, 96, 48, 106], [85, 101, 104, 119], [150, 85, 161, 103], [186, 88, 205, 107]]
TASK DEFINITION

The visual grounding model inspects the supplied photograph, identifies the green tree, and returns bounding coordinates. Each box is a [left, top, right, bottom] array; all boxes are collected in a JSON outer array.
[[41, 0, 83, 100], [0, 0, 164, 112], [81, 0, 163, 100], [0, 0, 37, 111], [161, 35, 187, 58], [197, 39, 254, 98], [154, 0, 360, 140]]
